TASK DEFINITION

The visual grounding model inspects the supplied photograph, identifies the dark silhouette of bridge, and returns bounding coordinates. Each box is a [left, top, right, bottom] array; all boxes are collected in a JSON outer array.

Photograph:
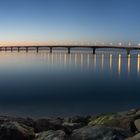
[[0, 45, 140, 55]]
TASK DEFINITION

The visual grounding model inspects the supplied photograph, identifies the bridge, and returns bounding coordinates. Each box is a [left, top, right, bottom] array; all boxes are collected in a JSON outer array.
[[0, 45, 140, 55]]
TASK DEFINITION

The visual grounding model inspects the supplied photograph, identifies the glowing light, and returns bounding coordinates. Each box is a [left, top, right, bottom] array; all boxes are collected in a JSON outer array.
[[119, 42, 122, 46], [110, 54, 112, 70], [118, 54, 121, 77], [101, 54, 104, 69], [87, 54, 90, 67], [94, 54, 96, 67], [127, 54, 131, 76], [74, 53, 77, 65], [80, 54, 83, 65], [137, 54, 140, 74]]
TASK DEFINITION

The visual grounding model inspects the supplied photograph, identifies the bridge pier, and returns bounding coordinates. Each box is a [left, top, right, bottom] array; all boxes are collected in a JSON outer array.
[[68, 47, 71, 54], [17, 47, 20, 52], [92, 48, 96, 54], [5, 47, 7, 51], [127, 49, 131, 55], [11, 47, 13, 51], [50, 47, 52, 53], [36, 47, 39, 53], [26, 47, 29, 52]]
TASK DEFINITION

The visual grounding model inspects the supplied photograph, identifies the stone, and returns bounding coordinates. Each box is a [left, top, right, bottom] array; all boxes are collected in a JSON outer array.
[[126, 133, 140, 140], [0, 121, 35, 140], [64, 116, 90, 124], [71, 125, 131, 140], [62, 122, 84, 134], [134, 119, 140, 131], [35, 130, 69, 140], [35, 118, 64, 133]]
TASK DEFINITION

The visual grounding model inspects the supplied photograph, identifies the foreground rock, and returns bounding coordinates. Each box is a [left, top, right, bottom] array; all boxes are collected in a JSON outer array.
[[126, 133, 140, 140], [0, 109, 140, 139], [0, 121, 35, 140], [35, 130, 69, 140], [71, 125, 131, 140]]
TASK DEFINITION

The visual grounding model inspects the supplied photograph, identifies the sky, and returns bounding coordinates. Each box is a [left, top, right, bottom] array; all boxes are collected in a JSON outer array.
[[0, 0, 140, 45]]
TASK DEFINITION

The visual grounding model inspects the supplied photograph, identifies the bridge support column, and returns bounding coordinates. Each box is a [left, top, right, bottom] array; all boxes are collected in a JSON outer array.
[[17, 47, 20, 52], [0, 48, 2, 51], [93, 48, 96, 55], [11, 47, 13, 51], [26, 47, 28, 52], [68, 47, 71, 54], [36, 47, 39, 53], [50, 47, 52, 53], [127, 49, 130, 55], [5, 47, 7, 51]]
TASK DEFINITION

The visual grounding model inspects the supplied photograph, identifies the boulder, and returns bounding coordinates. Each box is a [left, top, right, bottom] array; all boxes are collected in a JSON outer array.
[[35, 130, 69, 140], [62, 122, 84, 133], [134, 119, 140, 131], [71, 125, 131, 140], [0, 121, 35, 140], [64, 116, 90, 124], [126, 133, 140, 140], [88, 114, 137, 133], [35, 118, 64, 133]]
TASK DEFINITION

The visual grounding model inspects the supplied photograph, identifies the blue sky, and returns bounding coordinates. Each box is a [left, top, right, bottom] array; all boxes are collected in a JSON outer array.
[[0, 0, 140, 44]]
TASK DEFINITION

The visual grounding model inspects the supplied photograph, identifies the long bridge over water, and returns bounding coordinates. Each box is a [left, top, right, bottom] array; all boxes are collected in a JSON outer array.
[[0, 45, 140, 55]]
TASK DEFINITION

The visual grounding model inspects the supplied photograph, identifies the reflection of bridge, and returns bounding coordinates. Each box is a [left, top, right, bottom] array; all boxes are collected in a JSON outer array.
[[0, 45, 140, 55]]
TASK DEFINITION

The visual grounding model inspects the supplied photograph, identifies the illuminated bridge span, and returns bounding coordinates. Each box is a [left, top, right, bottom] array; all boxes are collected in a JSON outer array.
[[0, 45, 140, 55]]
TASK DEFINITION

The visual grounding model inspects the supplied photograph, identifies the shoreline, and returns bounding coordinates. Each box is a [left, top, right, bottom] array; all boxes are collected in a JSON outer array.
[[0, 109, 140, 140]]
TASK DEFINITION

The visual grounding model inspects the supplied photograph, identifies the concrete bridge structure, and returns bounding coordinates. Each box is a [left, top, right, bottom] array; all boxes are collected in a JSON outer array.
[[0, 45, 140, 55]]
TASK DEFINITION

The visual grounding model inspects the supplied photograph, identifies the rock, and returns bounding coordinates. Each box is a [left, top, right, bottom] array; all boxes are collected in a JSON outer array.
[[35, 130, 69, 140], [0, 121, 35, 140], [88, 113, 116, 125], [0, 116, 35, 128], [117, 109, 138, 117], [64, 116, 90, 124], [62, 122, 84, 133], [71, 125, 131, 140], [35, 118, 64, 133], [89, 114, 137, 133], [136, 110, 140, 115], [126, 133, 140, 140], [134, 119, 140, 131]]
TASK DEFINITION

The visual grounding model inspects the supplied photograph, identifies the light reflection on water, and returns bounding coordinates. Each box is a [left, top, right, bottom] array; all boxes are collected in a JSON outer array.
[[0, 50, 139, 117]]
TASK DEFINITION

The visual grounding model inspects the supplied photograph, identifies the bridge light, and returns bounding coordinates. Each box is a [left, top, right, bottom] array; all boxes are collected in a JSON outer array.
[[128, 42, 131, 46], [119, 42, 122, 46], [110, 43, 113, 46], [138, 43, 140, 46]]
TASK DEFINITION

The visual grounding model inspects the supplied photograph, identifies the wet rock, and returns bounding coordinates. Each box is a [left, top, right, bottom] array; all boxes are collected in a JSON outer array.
[[89, 114, 138, 133], [0, 121, 35, 140], [35, 130, 69, 140], [62, 122, 84, 133], [71, 125, 131, 140], [134, 119, 140, 131], [88, 113, 116, 126], [0, 116, 35, 128], [64, 116, 90, 124], [126, 133, 140, 140], [35, 118, 64, 133], [117, 109, 138, 117]]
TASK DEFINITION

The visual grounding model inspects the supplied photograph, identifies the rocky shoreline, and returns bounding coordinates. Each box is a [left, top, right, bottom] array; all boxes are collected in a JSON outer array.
[[0, 109, 140, 140]]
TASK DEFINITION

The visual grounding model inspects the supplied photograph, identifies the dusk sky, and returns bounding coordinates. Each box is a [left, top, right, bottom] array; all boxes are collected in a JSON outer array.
[[0, 0, 140, 45]]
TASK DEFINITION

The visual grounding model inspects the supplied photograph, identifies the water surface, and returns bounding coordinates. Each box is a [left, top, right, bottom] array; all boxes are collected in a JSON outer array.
[[0, 49, 139, 117]]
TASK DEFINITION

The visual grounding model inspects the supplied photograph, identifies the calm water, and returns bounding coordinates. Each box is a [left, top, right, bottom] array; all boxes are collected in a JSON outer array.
[[0, 49, 140, 117]]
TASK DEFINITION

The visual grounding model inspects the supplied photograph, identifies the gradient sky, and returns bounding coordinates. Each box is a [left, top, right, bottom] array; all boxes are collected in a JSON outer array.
[[0, 0, 140, 45]]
